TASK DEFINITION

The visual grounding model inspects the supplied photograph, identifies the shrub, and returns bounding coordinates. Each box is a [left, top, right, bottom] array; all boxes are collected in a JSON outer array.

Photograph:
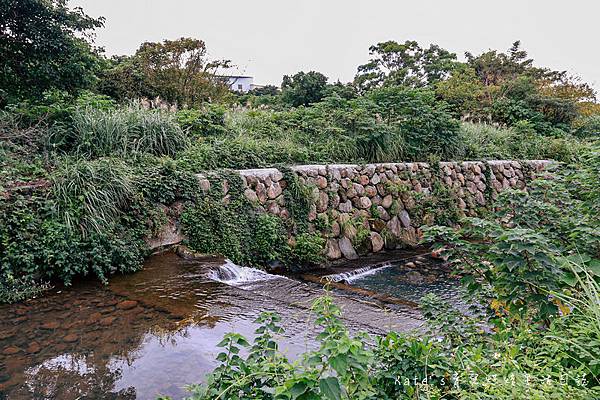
[[459, 122, 584, 162], [291, 233, 326, 267], [136, 157, 200, 204], [0, 192, 147, 288], [367, 87, 462, 160], [0, 276, 51, 304], [175, 104, 227, 138], [168, 293, 600, 400], [573, 114, 600, 138], [131, 110, 190, 156], [176, 136, 310, 172], [252, 213, 290, 267]]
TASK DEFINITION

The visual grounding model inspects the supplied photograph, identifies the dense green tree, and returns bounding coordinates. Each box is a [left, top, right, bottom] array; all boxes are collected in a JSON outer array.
[[435, 64, 488, 119], [99, 38, 232, 106], [0, 0, 105, 104], [436, 41, 596, 132], [367, 86, 461, 159], [355, 40, 457, 91], [281, 71, 328, 107], [323, 81, 358, 100], [247, 85, 279, 96], [465, 41, 543, 86]]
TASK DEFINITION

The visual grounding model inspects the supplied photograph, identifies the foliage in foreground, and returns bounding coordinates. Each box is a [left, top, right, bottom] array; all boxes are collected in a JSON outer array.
[[169, 143, 600, 399], [163, 283, 599, 400]]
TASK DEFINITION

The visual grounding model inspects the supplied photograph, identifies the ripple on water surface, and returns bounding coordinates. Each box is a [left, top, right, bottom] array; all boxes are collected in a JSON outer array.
[[0, 252, 432, 400]]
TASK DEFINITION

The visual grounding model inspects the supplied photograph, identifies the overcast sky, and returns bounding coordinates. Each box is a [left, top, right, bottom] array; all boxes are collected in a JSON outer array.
[[72, 0, 599, 92]]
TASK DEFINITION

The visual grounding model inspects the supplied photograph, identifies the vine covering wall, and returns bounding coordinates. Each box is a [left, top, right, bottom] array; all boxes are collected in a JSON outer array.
[[155, 160, 550, 265]]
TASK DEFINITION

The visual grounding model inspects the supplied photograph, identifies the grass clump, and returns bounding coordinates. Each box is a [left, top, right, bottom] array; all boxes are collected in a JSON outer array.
[[48, 106, 189, 158], [459, 122, 585, 162], [51, 158, 135, 236]]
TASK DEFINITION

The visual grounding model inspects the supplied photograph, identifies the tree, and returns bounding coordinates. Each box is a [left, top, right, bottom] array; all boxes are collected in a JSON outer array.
[[323, 81, 358, 100], [281, 71, 328, 107], [436, 41, 597, 131], [367, 86, 461, 160], [248, 85, 279, 96], [0, 0, 105, 104], [465, 41, 544, 86], [354, 40, 457, 91], [435, 64, 488, 119], [99, 38, 232, 106]]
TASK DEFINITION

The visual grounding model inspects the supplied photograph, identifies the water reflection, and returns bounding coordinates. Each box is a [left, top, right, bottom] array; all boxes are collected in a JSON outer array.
[[0, 252, 427, 400]]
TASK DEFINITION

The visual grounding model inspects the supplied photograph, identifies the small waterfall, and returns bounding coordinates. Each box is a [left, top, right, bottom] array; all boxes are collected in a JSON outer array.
[[324, 263, 392, 284], [209, 260, 278, 285]]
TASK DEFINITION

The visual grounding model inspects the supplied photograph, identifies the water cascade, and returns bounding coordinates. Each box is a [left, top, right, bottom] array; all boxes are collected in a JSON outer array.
[[323, 263, 392, 284], [208, 260, 279, 285]]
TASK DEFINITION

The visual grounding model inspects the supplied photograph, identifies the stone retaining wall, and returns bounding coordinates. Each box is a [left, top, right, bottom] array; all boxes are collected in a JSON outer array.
[[153, 160, 550, 261]]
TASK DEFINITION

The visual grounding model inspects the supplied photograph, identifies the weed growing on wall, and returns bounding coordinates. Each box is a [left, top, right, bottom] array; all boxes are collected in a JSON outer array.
[[279, 166, 313, 234], [180, 168, 326, 269]]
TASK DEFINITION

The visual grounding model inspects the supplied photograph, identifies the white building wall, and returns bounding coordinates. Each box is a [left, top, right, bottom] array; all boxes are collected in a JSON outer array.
[[227, 77, 254, 92]]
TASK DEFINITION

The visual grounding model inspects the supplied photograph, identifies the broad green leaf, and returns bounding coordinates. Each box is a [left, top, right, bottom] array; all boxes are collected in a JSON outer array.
[[319, 377, 341, 400]]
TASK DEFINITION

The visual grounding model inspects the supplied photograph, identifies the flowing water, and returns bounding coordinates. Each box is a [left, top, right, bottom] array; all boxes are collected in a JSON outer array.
[[0, 250, 461, 400]]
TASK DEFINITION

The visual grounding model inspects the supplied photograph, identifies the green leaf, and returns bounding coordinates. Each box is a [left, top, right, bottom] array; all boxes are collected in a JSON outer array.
[[290, 382, 308, 398], [589, 259, 600, 277], [329, 354, 348, 375], [319, 377, 341, 400], [561, 272, 577, 287]]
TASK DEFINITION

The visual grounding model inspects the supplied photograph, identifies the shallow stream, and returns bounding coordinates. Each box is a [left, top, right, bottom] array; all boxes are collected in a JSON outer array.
[[0, 250, 462, 399]]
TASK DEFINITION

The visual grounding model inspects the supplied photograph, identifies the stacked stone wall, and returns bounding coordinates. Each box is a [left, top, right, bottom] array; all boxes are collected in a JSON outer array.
[[151, 160, 550, 261]]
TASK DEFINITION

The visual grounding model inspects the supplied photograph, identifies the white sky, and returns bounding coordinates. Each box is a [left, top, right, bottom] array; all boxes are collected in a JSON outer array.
[[71, 0, 599, 93]]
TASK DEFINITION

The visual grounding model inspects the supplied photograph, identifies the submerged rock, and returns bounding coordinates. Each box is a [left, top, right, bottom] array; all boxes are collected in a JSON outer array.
[[2, 346, 20, 355], [27, 342, 41, 354], [117, 300, 138, 310], [405, 271, 424, 284], [40, 321, 59, 330], [100, 316, 116, 327], [63, 333, 78, 343]]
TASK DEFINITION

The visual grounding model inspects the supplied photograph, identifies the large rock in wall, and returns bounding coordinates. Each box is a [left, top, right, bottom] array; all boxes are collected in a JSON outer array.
[[148, 160, 550, 260], [232, 160, 550, 262]]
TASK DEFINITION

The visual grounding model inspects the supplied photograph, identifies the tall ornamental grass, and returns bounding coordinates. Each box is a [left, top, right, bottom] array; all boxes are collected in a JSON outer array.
[[50, 106, 189, 158], [51, 157, 134, 236]]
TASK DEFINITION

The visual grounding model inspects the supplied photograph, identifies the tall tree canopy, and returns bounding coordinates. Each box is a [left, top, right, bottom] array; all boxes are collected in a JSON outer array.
[[354, 40, 457, 91], [435, 41, 597, 132], [281, 71, 329, 107], [99, 38, 232, 106], [0, 0, 105, 104]]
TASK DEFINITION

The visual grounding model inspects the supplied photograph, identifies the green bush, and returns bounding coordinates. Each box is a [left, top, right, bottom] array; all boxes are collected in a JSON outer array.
[[175, 104, 227, 138], [252, 213, 290, 266], [0, 192, 147, 287], [291, 233, 326, 266], [367, 87, 461, 160], [169, 291, 600, 400], [51, 158, 135, 236], [573, 114, 600, 138], [180, 172, 276, 267], [422, 143, 600, 324], [459, 122, 584, 162], [176, 136, 310, 171], [0, 276, 50, 304], [136, 157, 200, 204]]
